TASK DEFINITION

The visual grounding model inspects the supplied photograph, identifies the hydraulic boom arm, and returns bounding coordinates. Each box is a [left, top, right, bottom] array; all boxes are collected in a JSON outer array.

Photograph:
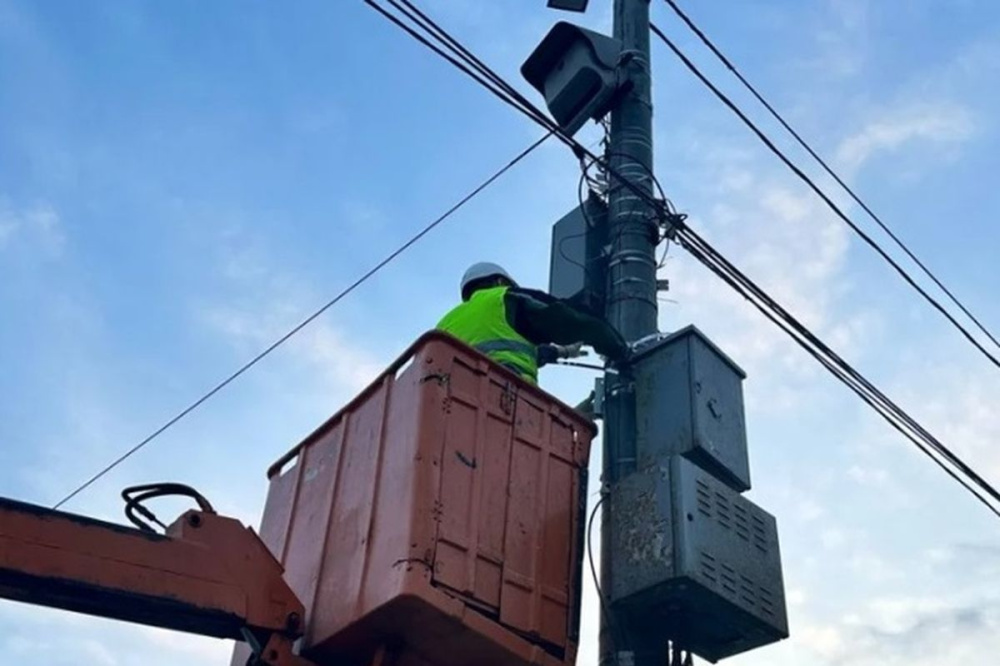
[[0, 492, 312, 666]]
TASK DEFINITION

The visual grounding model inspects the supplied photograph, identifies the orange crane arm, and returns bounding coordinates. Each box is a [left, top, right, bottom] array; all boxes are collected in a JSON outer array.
[[0, 494, 313, 666]]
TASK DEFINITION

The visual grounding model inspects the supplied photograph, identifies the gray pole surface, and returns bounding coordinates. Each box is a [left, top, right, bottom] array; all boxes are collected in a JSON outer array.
[[601, 0, 658, 664], [607, 0, 657, 342]]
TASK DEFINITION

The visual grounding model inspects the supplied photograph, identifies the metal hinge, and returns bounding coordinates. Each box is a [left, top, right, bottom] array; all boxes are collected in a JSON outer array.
[[499, 382, 516, 416]]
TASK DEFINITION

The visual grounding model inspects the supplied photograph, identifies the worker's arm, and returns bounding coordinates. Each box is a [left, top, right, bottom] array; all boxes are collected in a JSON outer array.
[[505, 288, 628, 361], [537, 343, 560, 367], [535, 342, 587, 368]]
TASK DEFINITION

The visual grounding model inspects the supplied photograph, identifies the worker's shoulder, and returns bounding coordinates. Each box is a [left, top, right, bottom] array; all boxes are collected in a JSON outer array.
[[508, 286, 556, 304]]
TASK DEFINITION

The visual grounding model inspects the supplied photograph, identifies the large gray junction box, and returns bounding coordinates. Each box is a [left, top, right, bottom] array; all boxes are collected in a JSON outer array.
[[609, 457, 789, 661], [609, 325, 789, 661]]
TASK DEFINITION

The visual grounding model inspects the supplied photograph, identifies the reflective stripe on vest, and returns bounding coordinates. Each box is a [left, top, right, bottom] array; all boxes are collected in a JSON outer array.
[[474, 339, 538, 358], [436, 286, 539, 384]]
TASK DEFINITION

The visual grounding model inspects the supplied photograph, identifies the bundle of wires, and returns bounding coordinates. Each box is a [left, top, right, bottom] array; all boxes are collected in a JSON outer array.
[[365, 0, 1000, 519]]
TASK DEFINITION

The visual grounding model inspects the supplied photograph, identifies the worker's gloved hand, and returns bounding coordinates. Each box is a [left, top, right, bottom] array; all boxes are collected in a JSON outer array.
[[553, 342, 587, 359]]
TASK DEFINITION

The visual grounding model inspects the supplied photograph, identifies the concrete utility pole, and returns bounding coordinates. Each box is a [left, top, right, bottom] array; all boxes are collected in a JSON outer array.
[[606, 0, 657, 339], [529, 6, 787, 664], [602, 0, 658, 664]]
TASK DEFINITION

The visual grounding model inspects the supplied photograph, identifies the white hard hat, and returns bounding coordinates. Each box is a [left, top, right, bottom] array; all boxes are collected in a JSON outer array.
[[461, 262, 517, 299]]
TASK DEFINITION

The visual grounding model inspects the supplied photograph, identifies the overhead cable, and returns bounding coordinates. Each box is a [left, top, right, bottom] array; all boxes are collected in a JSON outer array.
[[649, 22, 1000, 373], [659, 0, 1000, 352], [365, 0, 1000, 518], [674, 223, 1000, 518], [52, 131, 552, 510], [587, 493, 628, 653]]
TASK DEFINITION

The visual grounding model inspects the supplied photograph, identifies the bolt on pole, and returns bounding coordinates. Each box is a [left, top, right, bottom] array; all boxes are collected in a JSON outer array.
[[601, 0, 658, 664]]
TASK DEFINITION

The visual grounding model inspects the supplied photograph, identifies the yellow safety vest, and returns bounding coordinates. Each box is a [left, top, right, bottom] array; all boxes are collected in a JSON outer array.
[[437, 286, 539, 384]]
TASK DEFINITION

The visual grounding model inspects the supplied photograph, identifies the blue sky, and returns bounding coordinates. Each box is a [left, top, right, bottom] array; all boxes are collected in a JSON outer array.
[[2, 1, 1000, 664]]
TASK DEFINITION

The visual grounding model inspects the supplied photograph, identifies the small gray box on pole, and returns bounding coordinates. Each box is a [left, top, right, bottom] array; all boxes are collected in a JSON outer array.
[[548, 193, 608, 316], [632, 326, 752, 492]]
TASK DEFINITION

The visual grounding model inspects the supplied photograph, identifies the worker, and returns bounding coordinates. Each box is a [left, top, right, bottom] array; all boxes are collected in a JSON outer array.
[[437, 262, 629, 385]]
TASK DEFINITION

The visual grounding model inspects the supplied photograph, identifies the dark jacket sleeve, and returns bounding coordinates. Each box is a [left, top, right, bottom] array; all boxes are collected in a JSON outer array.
[[505, 288, 628, 361], [537, 343, 560, 367]]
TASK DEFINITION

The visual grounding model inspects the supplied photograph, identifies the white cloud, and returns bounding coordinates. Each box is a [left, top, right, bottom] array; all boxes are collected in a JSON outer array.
[[0, 218, 16, 245], [204, 303, 383, 397], [787, 587, 809, 608], [863, 595, 954, 633], [813, 596, 1000, 666], [661, 161, 864, 415], [737, 573, 1000, 666], [836, 102, 976, 172], [796, 498, 827, 523], [853, 357, 1000, 491], [847, 464, 888, 487], [847, 548, 904, 584], [820, 527, 848, 550], [907, 378, 1000, 488], [797, 621, 847, 660], [827, 0, 869, 33], [0, 603, 233, 666], [842, 463, 917, 510], [340, 199, 388, 235], [203, 223, 388, 398], [793, 0, 871, 80], [287, 102, 344, 135], [953, 39, 1000, 79], [0, 198, 65, 255], [297, 320, 386, 391], [17, 365, 152, 512], [136, 626, 232, 661], [79, 640, 118, 666]]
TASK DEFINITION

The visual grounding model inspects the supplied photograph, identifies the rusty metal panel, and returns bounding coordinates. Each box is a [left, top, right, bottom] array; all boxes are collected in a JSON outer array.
[[258, 453, 300, 564], [501, 388, 582, 649], [433, 357, 515, 611], [309, 379, 389, 644], [501, 416, 544, 635], [609, 457, 788, 662], [282, 418, 345, 635], [256, 333, 594, 666]]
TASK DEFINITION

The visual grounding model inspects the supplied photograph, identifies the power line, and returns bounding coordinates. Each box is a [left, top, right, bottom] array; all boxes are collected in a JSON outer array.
[[52, 131, 552, 510], [603, 140, 1000, 515], [56, 0, 638, 512], [366, 1, 671, 257], [659, 0, 1000, 353], [364, 0, 1000, 518], [587, 493, 627, 654], [674, 224, 1000, 518], [649, 22, 1000, 374], [365, 0, 566, 142], [602, 139, 1000, 515], [366, 2, 681, 233]]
